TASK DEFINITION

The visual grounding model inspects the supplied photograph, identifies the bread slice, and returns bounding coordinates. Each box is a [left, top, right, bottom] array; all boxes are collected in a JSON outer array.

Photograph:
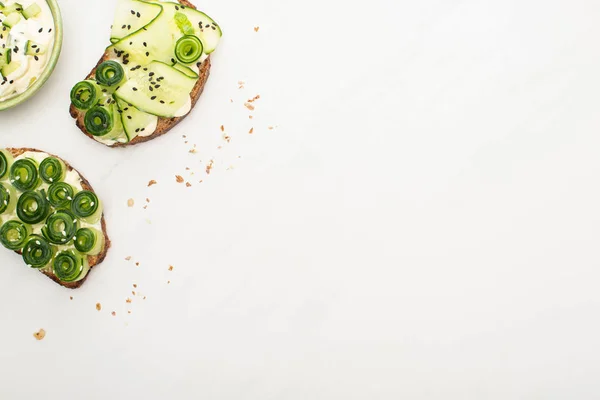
[[6, 148, 111, 289], [69, 0, 211, 147]]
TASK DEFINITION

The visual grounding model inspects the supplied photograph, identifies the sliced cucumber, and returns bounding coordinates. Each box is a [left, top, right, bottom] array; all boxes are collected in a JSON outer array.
[[110, 0, 163, 43], [115, 61, 195, 118], [0, 49, 10, 68], [180, 7, 221, 54], [25, 41, 45, 56], [110, 1, 182, 65], [1, 3, 22, 14], [172, 62, 198, 79], [2, 11, 21, 28], [22, 3, 41, 19], [115, 96, 157, 141], [1, 59, 20, 76]]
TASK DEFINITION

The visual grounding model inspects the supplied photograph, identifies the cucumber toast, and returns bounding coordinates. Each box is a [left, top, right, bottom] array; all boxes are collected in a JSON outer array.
[[0, 148, 110, 288], [69, 0, 222, 147]]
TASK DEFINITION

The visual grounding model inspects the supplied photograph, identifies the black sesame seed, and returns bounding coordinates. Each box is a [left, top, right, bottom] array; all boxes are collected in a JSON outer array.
[[132, 87, 138, 91], [143, 42, 147, 47], [38, 28, 43, 33], [34, 55, 39, 61], [145, 51, 149, 56], [151, 96, 156, 100]]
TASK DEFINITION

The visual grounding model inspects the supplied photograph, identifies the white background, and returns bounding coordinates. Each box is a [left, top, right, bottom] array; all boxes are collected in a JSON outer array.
[[1, 0, 600, 398]]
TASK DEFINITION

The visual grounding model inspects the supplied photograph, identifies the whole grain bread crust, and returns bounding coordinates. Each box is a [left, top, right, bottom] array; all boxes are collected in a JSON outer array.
[[7, 148, 111, 289], [69, 0, 211, 147]]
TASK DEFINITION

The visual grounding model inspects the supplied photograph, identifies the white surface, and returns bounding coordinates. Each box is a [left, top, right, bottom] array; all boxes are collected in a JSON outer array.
[[1, 0, 600, 398]]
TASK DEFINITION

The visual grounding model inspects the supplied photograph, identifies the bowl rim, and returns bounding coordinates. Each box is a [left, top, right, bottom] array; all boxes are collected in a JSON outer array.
[[0, 0, 63, 111]]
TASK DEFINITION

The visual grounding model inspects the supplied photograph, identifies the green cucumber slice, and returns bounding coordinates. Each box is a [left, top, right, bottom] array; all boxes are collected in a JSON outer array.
[[171, 62, 198, 79], [114, 61, 195, 118], [25, 41, 45, 56], [1, 3, 22, 14], [1, 59, 21, 77], [110, 0, 163, 43], [2, 11, 21, 28], [22, 3, 41, 19], [115, 96, 157, 141], [180, 7, 221, 54]]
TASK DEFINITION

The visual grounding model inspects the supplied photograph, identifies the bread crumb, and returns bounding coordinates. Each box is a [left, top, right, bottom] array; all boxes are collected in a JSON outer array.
[[175, 175, 184, 183], [182, 135, 187, 138], [125, 256, 131, 261], [230, 98, 233, 103], [220, 125, 225, 132], [244, 102, 255, 111], [254, 26, 259, 32], [148, 180, 157, 187], [249, 128, 254, 134], [33, 329, 46, 341], [143, 205, 148, 210], [132, 291, 136, 295], [96, 303, 102, 311], [224, 135, 231, 143], [268, 126, 274, 130], [135, 262, 140, 266], [206, 160, 214, 175], [128, 311, 132, 314], [238, 81, 245, 89], [111, 311, 116, 317], [143, 296, 147, 300], [69, 296, 73, 300], [146, 198, 150, 203], [127, 198, 134, 207], [126, 298, 132, 303], [249, 115, 253, 119], [247, 95, 260, 103], [167, 281, 171, 284], [169, 265, 174, 271], [133, 284, 137, 288], [186, 182, 192, 187], [189, 148, 197, 153]]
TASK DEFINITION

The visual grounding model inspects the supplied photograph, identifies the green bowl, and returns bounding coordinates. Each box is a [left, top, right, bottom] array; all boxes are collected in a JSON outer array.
[[0, 0, 63, 111]]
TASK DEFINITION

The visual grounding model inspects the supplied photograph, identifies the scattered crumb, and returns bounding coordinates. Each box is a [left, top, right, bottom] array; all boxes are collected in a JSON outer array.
[[126, 298, 132, 304], [185, 167, 190, 171], [189, 148, 197, 154], [268, 126, 274, 130], [111, 311, 116, 316], [148, 180, 157, 187], [175, 175, 184, 183], [247, 95, 260, 103], [125, 256, 131, 261], [217, 146, 223, 150], [169, 265, 174, 271], [182, 135, 187, 138], [254, 26, 260, 32], [96, 303, 102, 311], [33, 329, 46, 341], [206, 160, 214, 175], [143, 296, 147, 300], [186, 182, 192, 187], [135, 262, 140, 267], [224, 135, 231, 143], [167, 281, 171, 284], [146, 198, 150, 203], [230, 98, 233, 103], [244, 102, 255, 111], [199, 180, 203, 183], [127, 198, 134, 207], [133, 284, 137, 288], [132, 291, 136, 296], [238, 81, 245, 89], [249, 128, 254, 134], [128, 311, 132, 314], [143, 205, 148, 210], [69, 296, 73, 300], [220, 125, 225, 132], [249, 115, 253, 119]]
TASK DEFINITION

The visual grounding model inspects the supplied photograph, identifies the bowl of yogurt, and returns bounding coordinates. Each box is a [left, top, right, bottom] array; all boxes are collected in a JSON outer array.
[[0, 0, 62, 110]]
